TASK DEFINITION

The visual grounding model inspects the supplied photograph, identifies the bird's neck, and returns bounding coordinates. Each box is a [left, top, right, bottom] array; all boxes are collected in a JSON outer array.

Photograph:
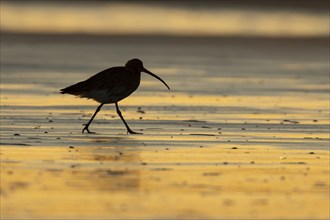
[[126, 67, 141, 76]]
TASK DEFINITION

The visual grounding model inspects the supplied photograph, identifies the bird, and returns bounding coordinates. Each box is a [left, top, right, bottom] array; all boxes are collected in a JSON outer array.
[[60, 58, 170, 134]]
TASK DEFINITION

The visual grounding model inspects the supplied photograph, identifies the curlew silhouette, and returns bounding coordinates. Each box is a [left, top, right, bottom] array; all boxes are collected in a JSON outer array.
[[60, 59, 170, 134]]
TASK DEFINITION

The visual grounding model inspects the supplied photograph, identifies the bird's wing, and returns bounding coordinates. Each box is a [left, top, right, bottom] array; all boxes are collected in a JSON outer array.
[[81, 67, 125, 92]]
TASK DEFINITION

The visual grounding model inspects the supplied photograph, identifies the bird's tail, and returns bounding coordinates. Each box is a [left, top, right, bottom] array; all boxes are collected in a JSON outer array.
[[59, 88, 67, 94], [60, 81, 87, 95]]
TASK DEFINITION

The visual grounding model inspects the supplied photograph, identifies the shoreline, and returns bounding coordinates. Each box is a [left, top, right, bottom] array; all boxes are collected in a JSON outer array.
[[1, 30, 329, 219]]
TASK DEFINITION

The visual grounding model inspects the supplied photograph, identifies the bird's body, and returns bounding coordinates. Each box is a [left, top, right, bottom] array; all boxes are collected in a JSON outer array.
[[61, 66, 141, 104], [60, 59, 170, 134]]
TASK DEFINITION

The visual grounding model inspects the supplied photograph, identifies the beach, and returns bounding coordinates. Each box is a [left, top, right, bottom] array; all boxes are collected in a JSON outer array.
[[0, 33, 329, 219]]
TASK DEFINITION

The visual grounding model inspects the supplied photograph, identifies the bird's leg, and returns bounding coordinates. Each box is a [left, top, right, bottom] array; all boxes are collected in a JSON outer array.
[[115, 102, 142, 134], [82, 103, 104, 134]]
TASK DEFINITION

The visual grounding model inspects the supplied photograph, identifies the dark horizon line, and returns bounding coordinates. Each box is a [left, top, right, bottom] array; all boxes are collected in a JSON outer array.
[[1, 30, 329, 40], [2, 0, 329, 11]]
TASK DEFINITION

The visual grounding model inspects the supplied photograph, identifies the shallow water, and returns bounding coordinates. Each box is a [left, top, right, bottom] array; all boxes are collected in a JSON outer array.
[[1, 34, 329, 219]]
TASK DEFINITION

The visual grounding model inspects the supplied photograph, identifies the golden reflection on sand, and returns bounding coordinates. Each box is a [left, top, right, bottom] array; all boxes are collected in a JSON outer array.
[[1, 146, 329, 219], [1, 90, 329, 110]]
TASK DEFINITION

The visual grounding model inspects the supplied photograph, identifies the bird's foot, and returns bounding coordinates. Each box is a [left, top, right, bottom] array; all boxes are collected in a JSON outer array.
[[127, 129, 143, 135], [82, 125, 95, 134]]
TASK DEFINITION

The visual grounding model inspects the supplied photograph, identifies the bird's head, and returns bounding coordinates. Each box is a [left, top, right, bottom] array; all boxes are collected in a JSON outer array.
[[126, 58, 170, 90], [125, 58, 144, 71]]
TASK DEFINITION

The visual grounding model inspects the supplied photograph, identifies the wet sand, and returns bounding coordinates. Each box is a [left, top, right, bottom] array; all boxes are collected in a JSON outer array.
[[1, 34, 329, 219]]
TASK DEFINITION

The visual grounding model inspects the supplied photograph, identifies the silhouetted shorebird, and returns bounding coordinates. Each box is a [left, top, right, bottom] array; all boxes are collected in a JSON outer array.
[[60, 59, 170, 134]]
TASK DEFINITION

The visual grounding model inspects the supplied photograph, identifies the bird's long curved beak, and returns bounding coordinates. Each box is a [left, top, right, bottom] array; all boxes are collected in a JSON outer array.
[[143, 68, 170, 90]]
